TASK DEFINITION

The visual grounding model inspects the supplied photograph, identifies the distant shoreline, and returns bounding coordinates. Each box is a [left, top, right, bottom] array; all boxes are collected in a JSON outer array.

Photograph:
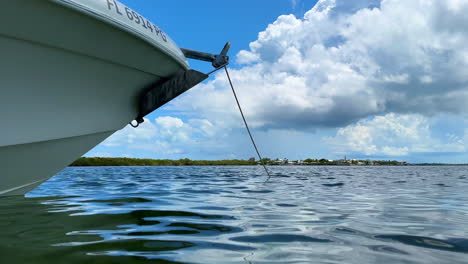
[[69, 157, 467, 167]]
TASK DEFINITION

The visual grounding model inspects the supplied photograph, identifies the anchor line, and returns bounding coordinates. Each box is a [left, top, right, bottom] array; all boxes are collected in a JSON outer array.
[[223, 66, 271, 181]]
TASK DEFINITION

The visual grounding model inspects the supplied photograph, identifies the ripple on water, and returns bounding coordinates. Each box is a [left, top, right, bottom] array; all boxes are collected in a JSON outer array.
[[367, 245, 410, 255], [322, 182, 345, 187], [1, 166, 467, 264], [242, 189, 274, 193], [375, 234, 468, 254], [275, 203, 298, 207], [167, 222, 243, 234], [230, 234, 332, 243]]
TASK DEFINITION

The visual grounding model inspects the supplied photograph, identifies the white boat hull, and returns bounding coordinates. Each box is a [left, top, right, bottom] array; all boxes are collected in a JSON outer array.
[[0, 0, 189, 196]]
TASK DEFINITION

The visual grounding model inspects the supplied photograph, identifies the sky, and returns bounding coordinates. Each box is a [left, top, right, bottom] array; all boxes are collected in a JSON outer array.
[[87, 0, 468, 163]]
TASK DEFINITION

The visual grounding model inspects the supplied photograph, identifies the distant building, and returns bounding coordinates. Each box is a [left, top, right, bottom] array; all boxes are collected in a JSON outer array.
[[336, 159, 351, 165], [274, 158, 288, 165], [285, 160, 303, 165]]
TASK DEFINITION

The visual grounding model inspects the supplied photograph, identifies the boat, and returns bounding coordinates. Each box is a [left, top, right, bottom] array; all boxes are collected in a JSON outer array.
[[0, 0, 229, 196]]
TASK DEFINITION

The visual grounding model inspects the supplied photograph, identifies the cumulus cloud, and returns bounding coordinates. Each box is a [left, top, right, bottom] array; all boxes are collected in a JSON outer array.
[[172, 0, 468, 130], [324, 113, 468, 156], [101, 117, 224, 155]]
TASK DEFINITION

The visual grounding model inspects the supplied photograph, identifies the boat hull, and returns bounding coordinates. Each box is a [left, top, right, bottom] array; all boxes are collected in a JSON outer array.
[[0, 0, 188, 196], [0, 132, 112, 196]]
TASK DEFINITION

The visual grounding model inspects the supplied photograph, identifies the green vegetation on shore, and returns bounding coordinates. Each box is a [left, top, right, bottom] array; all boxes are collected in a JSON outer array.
[[70, 157, 412, 167], [70, 157, 257, 166]]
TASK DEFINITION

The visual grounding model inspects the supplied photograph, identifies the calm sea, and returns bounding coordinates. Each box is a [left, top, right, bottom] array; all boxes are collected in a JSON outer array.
[[1, 166, 468, 263]]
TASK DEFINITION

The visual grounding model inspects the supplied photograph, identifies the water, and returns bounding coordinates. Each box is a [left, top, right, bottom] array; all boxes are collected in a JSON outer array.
[[1, 166, 468, 263]]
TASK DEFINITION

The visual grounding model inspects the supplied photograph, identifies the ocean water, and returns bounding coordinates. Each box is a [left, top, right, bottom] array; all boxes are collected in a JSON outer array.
[[1, 166, 468, 264]]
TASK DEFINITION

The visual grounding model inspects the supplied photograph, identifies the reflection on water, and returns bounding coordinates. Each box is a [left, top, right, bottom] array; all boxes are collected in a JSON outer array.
[[1, 166, 468, 263]]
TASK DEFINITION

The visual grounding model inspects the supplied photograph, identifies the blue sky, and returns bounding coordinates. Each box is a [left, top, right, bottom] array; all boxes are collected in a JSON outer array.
[[87, 0, 468, 163], [117, 0, 318, 72]]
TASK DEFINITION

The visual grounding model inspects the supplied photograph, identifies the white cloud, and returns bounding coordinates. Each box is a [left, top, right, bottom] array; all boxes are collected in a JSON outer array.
[[100, 117, 225, 155], [236, 50, 259, 64], [102, 118, 157, 147], [100, 118, 180, 155], [87, 152, 113, 157], [171, 0, 468, 131], [154, 116, 191, 142], [325, 113, 468, 156]]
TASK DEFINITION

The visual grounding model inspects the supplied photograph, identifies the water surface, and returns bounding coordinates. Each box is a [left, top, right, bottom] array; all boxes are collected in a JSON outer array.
[[1, 166, 468, 263]]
